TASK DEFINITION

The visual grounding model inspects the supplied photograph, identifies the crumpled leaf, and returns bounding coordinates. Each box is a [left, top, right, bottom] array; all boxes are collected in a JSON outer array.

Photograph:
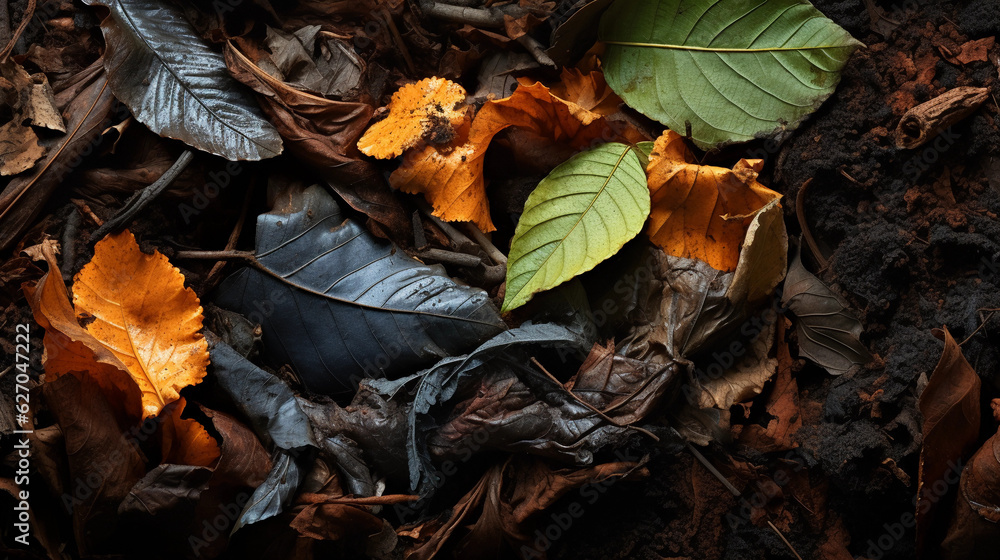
[[735, 319, 802, 452], [645, 130, 782, 272], [73, 230, 210, 418], [503, 142, 649, 312], [357, 77, 468, 159], [82, 0, 283, 160], [599, 0, 862, 149], [691, 320, 777, 410], [24, 240, 143, 421], [546, 0, 615, 65], [215, 184, 505, 395], [0, 60, 66, 132], [917, 327, 982, 555], [0, 120, 45, 176], [366, 322, 592, 494], [41, 372, 146, 555], [622, 198, 787, 362], [0, 60, 114, 251], [235, 450, 304, 533], [942, 426, 1000, 559], [390, 79, 639, 232], [781, 246, 871, 375], [256, 25, 365, 99], [224, 40, 410, 241]]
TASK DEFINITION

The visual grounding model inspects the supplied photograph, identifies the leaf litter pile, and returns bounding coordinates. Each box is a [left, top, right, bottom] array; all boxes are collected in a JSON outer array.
[[1, 0, 1000, 559]]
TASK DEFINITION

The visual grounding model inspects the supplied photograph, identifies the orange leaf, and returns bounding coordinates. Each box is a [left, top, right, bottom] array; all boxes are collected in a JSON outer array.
[[160, 397, 220, 468], [24, 240, 143, 422], [72, 230, 209, 418], [645, 130, 781, 272], [536, 68, 622, 118], [357, 77, 468, 159], [390, 80, 632, 232]]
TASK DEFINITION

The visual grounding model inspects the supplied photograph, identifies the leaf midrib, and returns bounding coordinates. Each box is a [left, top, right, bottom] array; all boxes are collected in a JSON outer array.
[[602, 40, 853, 52], [114, 1, 275, 155], [508, 145, 634, 305]]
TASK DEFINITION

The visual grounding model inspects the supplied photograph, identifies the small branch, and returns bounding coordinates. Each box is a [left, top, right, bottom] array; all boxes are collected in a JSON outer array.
[[461, 223, 507, 267], [173, 250, 256, 261], [204, 182, 254, 289], [0, 0, 34, 61], [895, 86, 988, 149], [418, 203, 477, 252], [418, 248, 483, 268], [381, 8, 416, 75], [89, 150, 194, 244], [516, 34, 557, 68], [419, 1, 505, 27]]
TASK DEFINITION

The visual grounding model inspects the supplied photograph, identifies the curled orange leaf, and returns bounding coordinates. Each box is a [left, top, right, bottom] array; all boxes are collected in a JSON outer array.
[[160, 397, 221, 468], [645, 130, 781, 271], [390, 79, 636, 232], [357, 77, 468, 159], [72, 230, 209, 418]]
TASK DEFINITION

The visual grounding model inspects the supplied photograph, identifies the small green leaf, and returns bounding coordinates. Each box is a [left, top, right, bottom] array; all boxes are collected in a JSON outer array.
[[503, 143, 649, 312], [599, 0, 862, 149]]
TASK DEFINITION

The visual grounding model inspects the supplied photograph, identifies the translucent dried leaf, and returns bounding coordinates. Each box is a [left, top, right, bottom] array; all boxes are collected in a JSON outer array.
[[73, 230, 209, 418]]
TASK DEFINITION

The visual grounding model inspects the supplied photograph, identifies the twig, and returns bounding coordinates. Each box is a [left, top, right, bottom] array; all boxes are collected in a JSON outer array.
[[380, 8, 416, 75], [70, 199, 104, 226], [767, 520, 804, 560], [418, 1, 507, 27], [795, 178, 828, 269], [89, 150, 194, 244], [959, 310, 997, 346], [173, 250, 256, 261], [530, 357, 659, 441], [418, 248, 483, 268], [418, 203, 477, 252], [0, 0, 35, 61], [516, 34, 557, 68], [895, 87, 989, 149], [60, 208, 80, 280], [461, 223, 507, 267], [204, 183, 254, 289]]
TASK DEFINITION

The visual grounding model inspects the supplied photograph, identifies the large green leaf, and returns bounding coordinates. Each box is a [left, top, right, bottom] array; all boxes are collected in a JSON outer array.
[[502, 142, 649, 312], [599, 0, 862, 149], [83, 0, 283, 160]]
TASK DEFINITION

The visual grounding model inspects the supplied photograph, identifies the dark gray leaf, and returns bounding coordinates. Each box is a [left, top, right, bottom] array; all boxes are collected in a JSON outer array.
[[82, 0, 283, 160], [781, 248, 871, 375], [119, 464, 211, 517], [233, 449, 305, 532], [215, 185, 506, 395], [546, 0, 615, 65], [208, 337, 317, 450], [366, 323, 588, 494]]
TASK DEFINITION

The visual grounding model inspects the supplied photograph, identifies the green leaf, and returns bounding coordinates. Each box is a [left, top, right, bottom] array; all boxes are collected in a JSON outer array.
[[502, 143, 649, 312], [599, 0, 862, 149]]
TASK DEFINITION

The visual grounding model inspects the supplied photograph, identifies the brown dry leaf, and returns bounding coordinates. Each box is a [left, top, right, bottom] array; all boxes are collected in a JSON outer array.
[[160, 397, 221, 468], [72, 230, 209, 418], [546, 68, 621, 117], [916, 327, 982, 555], [942, 426, 1000, 558], [736, 318, 802, 452], [358, 77, 468, 159], [694, 320, 777, 410], [0, 121, 45, 176], [956, 36, 995, 65], [24, 241, 143, 421], [0, 60, 66, 132], [645, 130, 782, 272], [391, 80, 634, 231]]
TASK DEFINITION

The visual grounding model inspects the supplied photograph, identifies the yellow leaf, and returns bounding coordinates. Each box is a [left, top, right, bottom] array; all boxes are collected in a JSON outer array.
[[357, 77, 468, 159], [645, 130, 781, 272], [72, 230, 209, 418]]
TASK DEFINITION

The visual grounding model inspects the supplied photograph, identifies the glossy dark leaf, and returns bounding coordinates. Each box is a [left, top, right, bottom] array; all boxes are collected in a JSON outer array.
[[233, 449, 305, 533], [214, 185, 505, 395], [82, 0, 282, 160], [781, 247, 871, 375]]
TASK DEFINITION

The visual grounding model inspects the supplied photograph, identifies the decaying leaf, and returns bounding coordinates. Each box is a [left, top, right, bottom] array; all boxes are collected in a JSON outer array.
[[691, 320, 777, 410], [503, 142, 649, 312], [942, 426, 1000, 559], [73, 230, 210, 418], [0, 120, 45, 176], [0, 60, 66, 132], [257, 25, 365, 99], [645, 130, 782, 272], [917, 327, 982, 555], [82, 0, 283, 160], [215, 184, 504, 395], [357, 77, 468, 159], [781, 246, 871, 376]]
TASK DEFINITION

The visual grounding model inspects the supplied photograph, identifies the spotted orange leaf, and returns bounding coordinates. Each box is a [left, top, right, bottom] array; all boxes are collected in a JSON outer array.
[[71, 230, 209, 418], [645, 130, 781, 272], [357, 77, 468, 159]]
